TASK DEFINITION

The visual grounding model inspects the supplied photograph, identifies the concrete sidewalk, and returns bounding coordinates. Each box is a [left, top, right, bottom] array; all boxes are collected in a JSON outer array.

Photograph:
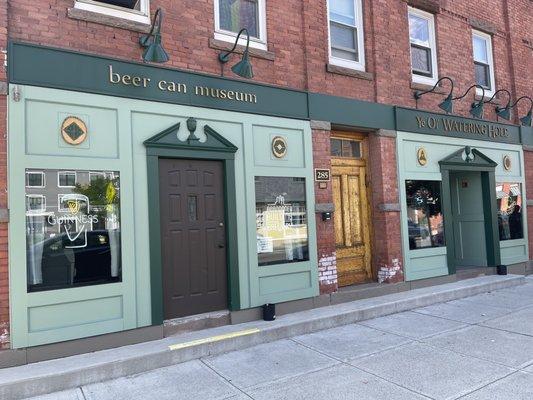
[[1, 274, 530, 400]]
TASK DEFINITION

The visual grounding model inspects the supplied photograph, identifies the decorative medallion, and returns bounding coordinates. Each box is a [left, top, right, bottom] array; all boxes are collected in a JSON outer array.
[[417, 147, 428, 166], [61, 116, 88, 145], [503, 155, 512, 171], [272, 136, 287, 158]]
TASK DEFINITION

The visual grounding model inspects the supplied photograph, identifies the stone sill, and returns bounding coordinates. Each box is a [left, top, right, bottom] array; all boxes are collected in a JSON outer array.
[[208, 38, 275, 61], [326, 64, 374, 81], [68, 8, 151, 33], [411, 81, 448, 95]]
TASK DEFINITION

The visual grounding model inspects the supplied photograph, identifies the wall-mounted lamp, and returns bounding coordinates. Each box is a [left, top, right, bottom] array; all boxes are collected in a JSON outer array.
[[496, 96, 533, 126], [452, 84, 485, 119], [218, 28, 254, 79], [414, 77, 455, 114], [482, 89, 513, 121], [139, 8, 169, 63]]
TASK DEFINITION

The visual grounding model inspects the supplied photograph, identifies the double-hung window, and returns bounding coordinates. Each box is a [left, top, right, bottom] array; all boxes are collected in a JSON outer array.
[[472, 30, 495, 96], [327, 0, 365, 70], [73, 0, 151, 24], [215, 0, 267, 50], [58, 171, 77, 188], [26, 171, 45, 188], [408, 7, 438, 85]]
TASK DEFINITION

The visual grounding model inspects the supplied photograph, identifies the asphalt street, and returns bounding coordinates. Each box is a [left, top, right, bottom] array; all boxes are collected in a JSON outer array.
[[29, 276, 533, 400]]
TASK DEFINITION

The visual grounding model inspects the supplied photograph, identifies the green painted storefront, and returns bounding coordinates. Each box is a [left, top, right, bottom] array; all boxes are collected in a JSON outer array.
[[6, 42, 532, 349]]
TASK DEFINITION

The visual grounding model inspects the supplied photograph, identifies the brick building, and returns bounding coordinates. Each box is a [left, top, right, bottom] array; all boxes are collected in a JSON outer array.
[[0, 0, 531, 364]]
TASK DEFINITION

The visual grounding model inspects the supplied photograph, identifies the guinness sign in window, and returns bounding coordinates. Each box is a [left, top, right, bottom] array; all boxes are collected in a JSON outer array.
[[25, 169, 121, 292]]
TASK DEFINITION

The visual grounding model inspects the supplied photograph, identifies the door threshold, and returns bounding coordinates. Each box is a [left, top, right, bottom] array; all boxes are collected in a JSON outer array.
[[163, 310, 230, 337]]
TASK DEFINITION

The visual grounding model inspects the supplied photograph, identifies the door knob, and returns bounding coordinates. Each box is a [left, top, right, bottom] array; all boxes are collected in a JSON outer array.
[[219, 222, 224, 227]]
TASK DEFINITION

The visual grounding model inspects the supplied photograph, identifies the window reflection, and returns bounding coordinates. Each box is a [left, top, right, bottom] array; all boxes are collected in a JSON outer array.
[[26, 169, 121, 292], [255, 177, 309, 266], [405, 180, 445, 250], [497, 182, 523, 241]]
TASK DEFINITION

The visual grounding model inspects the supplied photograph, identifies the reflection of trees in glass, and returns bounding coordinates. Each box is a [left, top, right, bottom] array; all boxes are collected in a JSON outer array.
[[405, 180, 445, 250], [497, 183, 523, 241]]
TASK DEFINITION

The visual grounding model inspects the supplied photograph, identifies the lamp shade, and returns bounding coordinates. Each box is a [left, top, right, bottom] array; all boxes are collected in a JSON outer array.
[[142, 35, 169, 63], [438, 95, 453, 114], [231, 51, 254, 79], [496, 106, 511, 121], [520, 111, 532, 127], [470, 102, 484, 119]]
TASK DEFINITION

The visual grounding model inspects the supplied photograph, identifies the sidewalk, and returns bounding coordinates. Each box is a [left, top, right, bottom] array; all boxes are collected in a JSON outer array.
[[1, 274, 530, 400]]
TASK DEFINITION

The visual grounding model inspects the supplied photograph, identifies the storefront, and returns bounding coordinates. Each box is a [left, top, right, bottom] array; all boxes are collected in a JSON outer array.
[[6, 42, 533, 352]]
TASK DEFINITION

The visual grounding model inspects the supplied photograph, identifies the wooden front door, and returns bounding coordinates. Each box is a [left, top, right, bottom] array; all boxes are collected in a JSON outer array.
[[331, 135, 372, 286], [159, 159, 228, 319]]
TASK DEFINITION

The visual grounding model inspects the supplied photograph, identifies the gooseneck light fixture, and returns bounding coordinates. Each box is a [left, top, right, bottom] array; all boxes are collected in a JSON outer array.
[[139, 8, 169, 63], [218, 28, 254, 79], [452, 84, 486, 119], [480, 89, 513, 121], [414, 77, 455, 114], [496, 96, 533, 126]]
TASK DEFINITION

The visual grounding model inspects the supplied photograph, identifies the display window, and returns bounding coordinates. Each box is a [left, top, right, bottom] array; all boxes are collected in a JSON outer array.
[[496, 182, 523, 241], [26, 169, 121, 292]]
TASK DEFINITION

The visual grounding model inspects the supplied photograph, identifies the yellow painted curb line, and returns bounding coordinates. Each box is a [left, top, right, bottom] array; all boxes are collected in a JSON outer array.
[[168, 328, 261, 351]]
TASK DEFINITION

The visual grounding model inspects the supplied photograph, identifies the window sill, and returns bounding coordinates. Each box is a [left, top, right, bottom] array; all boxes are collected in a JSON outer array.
[[208, 38, 275, 61], [326, 64, 373, 81], [67, 7, 151, 33], [410, 82, 448, 95]]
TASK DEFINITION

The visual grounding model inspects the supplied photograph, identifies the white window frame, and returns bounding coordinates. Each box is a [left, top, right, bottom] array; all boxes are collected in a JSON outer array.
[[472, 30, 496, 97], [74, 0, 151, 24], [214, 0, 268, 50], [26, 171, 46, 188], [326, 0, 366, 71], [58, 171, 77, 188], [26, 195, 46, 213], [408, 7, 439, 86]]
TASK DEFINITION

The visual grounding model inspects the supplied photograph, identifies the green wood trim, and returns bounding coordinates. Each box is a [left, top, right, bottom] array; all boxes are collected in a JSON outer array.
[[144, 123, 240, 323], [482, 171, 501, 267], [146, 155, 164, 325], [440, 170, 456, 274]]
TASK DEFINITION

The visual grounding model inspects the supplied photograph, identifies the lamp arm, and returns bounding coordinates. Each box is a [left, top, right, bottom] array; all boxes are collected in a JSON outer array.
[[452, 84, 484, 101], [485, 89, 512, 107], [509, 96, 533, 111], [414, 76, 454, 99], [219, 28, 250, 63], [140, 8, 163, 46]]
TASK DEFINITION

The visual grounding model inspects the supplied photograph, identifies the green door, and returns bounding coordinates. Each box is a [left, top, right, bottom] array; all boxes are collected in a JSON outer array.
[[449, 171, 487, 267]]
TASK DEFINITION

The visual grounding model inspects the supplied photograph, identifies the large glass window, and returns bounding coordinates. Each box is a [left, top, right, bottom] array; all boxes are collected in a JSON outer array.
[[405, 180, 445, 250], [408, 7, 438, 85], [497, 182, 523, 241], [328, 0, 365, 70], [255, 177, 309, 266], [26, 169, 121, 292]]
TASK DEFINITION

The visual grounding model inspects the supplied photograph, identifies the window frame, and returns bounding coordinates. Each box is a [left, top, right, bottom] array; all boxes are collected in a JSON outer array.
[[408, 7, 439, 86], [472, 29, 496, 97], [326, 0, 366, 71], [26, 195, 46, 213], [57, 171, 77, 188], [214, 0, 268, 51], [73, 0, 151, 24], [26, 171, 46, 188]]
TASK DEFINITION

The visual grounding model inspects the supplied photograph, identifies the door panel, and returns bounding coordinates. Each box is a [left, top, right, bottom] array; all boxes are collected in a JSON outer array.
[[159, 159, 227, 319], [332, 140, 372, 287], [450, 171, 487, 267]]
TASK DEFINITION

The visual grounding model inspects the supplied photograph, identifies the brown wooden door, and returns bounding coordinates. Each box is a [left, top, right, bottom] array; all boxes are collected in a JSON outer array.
[[331, 135, 372, 287], [159, 159, 228, 319]]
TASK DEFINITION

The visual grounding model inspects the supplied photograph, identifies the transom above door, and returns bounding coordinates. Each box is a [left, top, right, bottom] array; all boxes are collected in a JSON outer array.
[[331, 133, 372, 287]]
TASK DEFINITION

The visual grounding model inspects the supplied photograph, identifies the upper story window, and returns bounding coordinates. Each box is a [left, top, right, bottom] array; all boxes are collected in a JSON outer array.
[[58, 171, 77, 188], [408, 7, 438, 85], [214, 0, 267, 50], [327, 0, 365, 71], [73, 0, 151, 24], [472, 30, 495, 96], [26, 171, 45, 188]]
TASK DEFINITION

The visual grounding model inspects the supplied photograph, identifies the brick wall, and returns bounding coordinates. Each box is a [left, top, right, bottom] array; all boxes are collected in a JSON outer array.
[[312, 127, 338, 294]]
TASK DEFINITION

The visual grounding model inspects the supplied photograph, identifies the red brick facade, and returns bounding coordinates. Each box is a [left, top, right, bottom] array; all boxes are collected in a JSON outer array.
[[0, 0, 531, 347]]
